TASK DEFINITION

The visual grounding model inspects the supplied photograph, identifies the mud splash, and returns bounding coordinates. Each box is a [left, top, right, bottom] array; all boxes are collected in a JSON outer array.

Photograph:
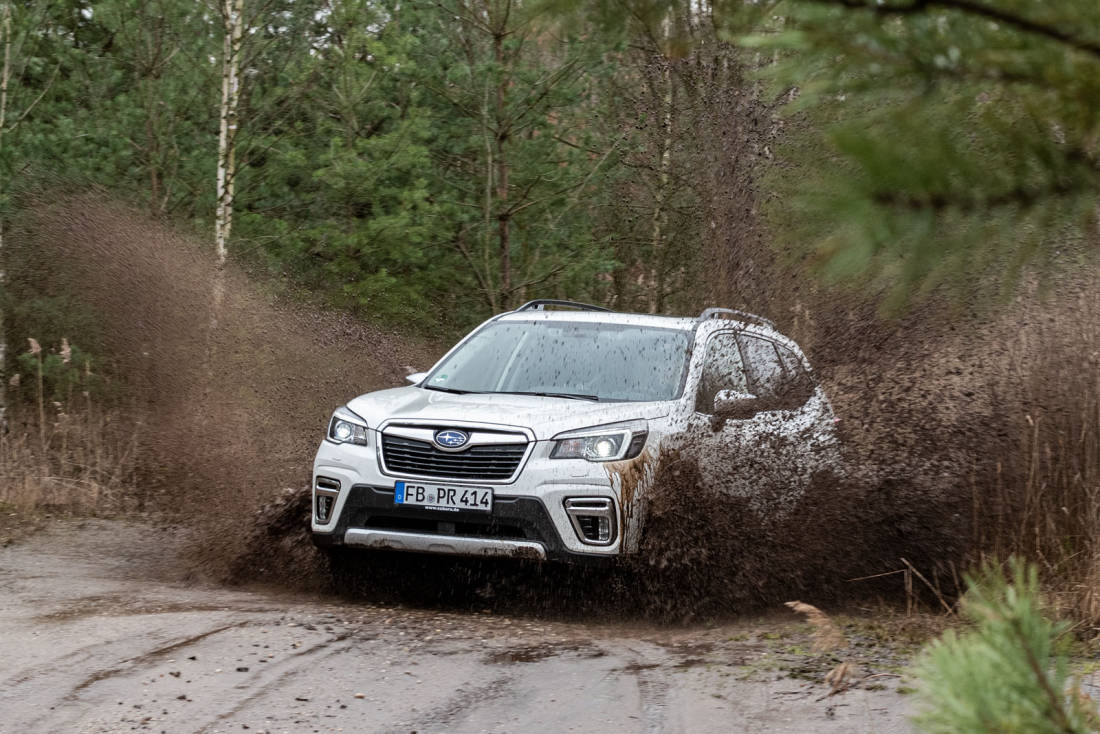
[[6, 191, 441, 581], [2, 191, 972, 619], [227, 444, 965, 623], [9, 189, 1097, 622]]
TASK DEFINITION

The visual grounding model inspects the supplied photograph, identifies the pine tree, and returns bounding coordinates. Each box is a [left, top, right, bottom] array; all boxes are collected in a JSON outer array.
[[914, 560, 1100, 733], [396, 0, 616, 312], [731, 0, 1100, 308]]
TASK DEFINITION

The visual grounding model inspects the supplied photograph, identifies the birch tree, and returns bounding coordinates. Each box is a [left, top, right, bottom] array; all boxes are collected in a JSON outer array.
[[215, 0, 245, 270], [206, 0, 244, 346]]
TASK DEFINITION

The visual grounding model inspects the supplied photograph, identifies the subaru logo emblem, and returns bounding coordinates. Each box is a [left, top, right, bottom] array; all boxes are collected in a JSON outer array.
[[434, 429, 470, 450]]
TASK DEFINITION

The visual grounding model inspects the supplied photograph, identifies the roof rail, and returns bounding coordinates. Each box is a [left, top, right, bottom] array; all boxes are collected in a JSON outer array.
[[697, 307, 777, 330], [514, 299, 612, 313]]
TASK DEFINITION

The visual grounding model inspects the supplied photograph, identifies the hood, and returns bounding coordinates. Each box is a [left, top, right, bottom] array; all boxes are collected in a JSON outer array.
[[346, 386, 672, 440]]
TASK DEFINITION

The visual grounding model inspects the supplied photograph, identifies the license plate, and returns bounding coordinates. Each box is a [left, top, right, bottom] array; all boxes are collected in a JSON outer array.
[[394, 481, 492, 513]]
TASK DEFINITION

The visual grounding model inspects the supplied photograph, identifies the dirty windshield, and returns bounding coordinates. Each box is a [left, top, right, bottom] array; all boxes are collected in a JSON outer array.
[[424, 321, 692, 402]]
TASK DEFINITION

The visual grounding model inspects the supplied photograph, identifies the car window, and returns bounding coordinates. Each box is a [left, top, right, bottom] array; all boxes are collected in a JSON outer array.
[[695, 332, 749, 413], [776, 344, 816, 404], [736, 334, 786, 399], [737, 335, 815, 408], [425, 321, 692, 402]]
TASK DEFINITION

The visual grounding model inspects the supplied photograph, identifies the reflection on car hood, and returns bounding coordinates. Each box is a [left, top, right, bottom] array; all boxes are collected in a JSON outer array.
[[346, 387, 672, 440]]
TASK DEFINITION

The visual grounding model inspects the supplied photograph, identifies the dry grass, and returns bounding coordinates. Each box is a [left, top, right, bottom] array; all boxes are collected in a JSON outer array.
[[784, 602, 859, 698], [0, 410, 138, 512], [785, 600, 848, 652], [974, 286, 1100, 627], [0, 339, 138, 513]]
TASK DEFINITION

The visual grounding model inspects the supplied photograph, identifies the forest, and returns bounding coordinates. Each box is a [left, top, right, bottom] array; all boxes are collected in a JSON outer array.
[[4, 1, 1097, 329], [2, 0, 774, 330], [2, 1, 1100, 730]]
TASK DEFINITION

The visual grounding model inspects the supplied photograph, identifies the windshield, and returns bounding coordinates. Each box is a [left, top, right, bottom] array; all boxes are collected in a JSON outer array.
[[424, 320, 693, 402]]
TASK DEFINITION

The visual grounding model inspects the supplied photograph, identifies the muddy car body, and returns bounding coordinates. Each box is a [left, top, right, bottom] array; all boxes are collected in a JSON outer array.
[[312, 300, 838, 562]]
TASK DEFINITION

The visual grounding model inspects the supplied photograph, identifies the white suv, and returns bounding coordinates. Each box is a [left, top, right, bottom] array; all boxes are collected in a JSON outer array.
[[311, 300, 839, 562]]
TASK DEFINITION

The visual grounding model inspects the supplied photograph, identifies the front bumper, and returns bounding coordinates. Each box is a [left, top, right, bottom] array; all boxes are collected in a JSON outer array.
[[311, 484, 614, 562], [311, 432, 624, 563]]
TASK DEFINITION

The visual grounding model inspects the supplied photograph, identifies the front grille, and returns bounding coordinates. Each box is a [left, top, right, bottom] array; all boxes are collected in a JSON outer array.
[[381, 435, 527, 480]]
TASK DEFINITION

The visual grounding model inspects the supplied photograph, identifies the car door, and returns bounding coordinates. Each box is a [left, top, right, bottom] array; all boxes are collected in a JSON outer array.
[[682, 330, 835, 516]]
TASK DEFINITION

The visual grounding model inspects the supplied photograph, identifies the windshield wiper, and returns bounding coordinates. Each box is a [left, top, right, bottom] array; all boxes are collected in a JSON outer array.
[[491, 391, 600, 401], [422, 385, 479, 395]]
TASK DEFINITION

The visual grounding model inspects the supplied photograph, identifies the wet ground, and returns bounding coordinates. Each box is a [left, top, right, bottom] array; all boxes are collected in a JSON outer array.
[[0, 518, 918, 733]]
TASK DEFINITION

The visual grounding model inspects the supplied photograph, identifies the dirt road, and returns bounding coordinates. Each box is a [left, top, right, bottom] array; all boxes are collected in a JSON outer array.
[[0, 519, 916, 733]]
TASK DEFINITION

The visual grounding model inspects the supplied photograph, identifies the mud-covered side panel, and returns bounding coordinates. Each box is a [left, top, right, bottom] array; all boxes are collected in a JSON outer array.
[[605, 447, 659, 554]]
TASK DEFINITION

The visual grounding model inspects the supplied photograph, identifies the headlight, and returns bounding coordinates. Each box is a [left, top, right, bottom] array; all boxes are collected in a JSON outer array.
[[550, 420, 648, 462], [328, 407, 369, 446]]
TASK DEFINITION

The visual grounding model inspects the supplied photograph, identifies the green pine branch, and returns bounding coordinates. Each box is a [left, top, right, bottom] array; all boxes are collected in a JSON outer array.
[[802, 0, 1100, 59]]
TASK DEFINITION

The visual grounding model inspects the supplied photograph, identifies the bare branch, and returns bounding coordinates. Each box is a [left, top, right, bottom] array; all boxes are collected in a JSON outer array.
[[450, 226, 496, 309], [433, 0, 494, 36]]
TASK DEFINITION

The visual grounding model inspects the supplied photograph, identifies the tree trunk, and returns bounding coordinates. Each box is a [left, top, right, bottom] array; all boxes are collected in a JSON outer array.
[[0, 0, 12, 421], [480, 75, 498, 312], [211, 0, 243, 343], [215, 0, 244, 270], [493, 26, 511, 310], [649, 58, 673, 314]]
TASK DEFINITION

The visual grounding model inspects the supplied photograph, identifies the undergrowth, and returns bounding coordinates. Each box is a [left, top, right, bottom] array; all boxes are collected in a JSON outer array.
[[976, 288, 1100, 628], [914, 560, 1100, 734], [0, 337, 137, 511]]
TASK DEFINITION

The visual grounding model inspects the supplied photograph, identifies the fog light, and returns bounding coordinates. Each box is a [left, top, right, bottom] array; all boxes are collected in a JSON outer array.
[[563, 497, 617, 546], [316, 495, 334, 523], [577, 515, 611, 543], [314, 477, 340, 524]]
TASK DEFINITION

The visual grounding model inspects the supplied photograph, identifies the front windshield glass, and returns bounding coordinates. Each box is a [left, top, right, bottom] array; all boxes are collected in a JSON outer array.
[[424, 320, 693, 402]]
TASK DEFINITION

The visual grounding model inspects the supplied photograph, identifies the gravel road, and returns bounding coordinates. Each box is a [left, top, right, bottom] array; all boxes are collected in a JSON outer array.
[[0, 518, 916, 733]]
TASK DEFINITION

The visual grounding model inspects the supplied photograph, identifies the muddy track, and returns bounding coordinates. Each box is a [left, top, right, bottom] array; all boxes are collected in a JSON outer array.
[[0, 519, 917, 733]]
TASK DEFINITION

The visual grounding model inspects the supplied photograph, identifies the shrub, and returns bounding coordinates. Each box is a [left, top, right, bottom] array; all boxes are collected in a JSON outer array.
[[914, 559, 1100, 734]]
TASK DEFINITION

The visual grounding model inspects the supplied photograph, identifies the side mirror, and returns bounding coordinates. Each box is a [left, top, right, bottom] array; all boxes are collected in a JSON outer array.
[[713, 389, 761, 419], [405, 372, 427, 385]]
